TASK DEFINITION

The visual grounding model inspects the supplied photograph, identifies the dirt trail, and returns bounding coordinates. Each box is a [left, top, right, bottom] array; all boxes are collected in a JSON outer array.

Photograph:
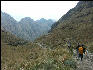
[[73, 50, 93, 70], [36, 43, 93, 70]]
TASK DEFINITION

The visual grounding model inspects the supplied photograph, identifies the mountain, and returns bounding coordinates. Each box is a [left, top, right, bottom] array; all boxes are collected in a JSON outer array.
[[1, 12, 55, 41], [36, 18, 54, 27], [51, 1, 93, 30], [35, 1, 93, 52], [1, 12, 18, 34]]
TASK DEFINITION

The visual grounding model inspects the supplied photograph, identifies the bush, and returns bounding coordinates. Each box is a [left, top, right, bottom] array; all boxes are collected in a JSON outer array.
[[63, 59, 77, 68]]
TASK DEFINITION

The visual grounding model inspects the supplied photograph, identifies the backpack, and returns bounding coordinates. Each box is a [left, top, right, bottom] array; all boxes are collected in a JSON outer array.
[[78, 46, 83, 54]]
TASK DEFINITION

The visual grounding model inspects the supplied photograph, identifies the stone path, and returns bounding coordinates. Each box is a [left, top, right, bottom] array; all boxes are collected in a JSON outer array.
[[36, 43, 93, 70], [73, 50, 93, 70]]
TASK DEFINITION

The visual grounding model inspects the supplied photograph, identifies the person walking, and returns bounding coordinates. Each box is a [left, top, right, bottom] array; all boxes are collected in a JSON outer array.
[[76, 43, 87, 61]]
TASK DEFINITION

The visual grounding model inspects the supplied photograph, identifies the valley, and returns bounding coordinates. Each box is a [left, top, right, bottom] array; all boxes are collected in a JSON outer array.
[[1, 1, 93, 70]]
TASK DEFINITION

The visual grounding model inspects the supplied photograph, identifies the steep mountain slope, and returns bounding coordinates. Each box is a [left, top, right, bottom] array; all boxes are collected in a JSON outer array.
[[51, 1, 93, 29], [35, 1, 93, 51], [1, 12, 18, 34], [1, 12, 55, 41]]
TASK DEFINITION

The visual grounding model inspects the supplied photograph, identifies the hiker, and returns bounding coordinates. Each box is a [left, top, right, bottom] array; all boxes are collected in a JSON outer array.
[[67, 41, 73, 54], [76, 43, 87, 61], [76, 43, 80, 59], [64, 39, 71, 49], [64, 39, 73, 53], [67, 41, 71, 49]]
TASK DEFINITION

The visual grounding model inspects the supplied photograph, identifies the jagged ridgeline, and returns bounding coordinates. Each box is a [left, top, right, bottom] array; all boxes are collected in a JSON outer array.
[[1, 12, 55, 41], [35, 1, 93, 50]]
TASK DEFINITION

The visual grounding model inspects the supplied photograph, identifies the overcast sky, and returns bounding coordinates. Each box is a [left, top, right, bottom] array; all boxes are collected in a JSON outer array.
[[1, 1, 78, 21]]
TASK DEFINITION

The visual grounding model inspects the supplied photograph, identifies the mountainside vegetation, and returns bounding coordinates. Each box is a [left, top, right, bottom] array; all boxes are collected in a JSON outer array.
[[35, 1, 93, 52], [1, 29, 29, 46], [1, 29, 75, 70]]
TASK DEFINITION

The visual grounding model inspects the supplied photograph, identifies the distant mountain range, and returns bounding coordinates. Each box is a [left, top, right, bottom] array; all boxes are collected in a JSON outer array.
[[1, 11, 55, 41]]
